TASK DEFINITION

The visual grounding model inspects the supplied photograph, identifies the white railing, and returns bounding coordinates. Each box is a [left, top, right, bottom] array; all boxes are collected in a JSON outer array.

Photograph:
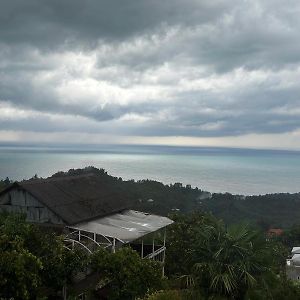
[[144, 246, 166, 261], [64, 230, 113, 254], [64, 238, 93, 254], [67, 230, 112, 248]]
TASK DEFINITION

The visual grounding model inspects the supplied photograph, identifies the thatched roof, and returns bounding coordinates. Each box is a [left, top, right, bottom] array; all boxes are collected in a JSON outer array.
[[3, 174, 133, 225]]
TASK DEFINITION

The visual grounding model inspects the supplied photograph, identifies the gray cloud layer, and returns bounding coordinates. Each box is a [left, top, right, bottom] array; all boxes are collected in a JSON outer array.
[[1, 0, 300, 144]]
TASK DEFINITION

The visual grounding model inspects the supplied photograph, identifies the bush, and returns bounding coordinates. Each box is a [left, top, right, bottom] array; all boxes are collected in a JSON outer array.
[[91, 247, 163, 300]]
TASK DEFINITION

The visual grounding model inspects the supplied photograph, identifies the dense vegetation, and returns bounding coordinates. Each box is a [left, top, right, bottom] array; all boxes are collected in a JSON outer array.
[[163, 212, 298, 300], [2, 211, 300, 299], [2, 167, 300, 299], [0, 213, 162, 299], [0, 213, 89, 299]]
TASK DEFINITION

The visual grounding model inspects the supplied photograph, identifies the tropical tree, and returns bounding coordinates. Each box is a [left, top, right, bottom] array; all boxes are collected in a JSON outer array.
[[189, 223, 280, 299], [166, 212, 288, 299], [91, 247, 163, 300]]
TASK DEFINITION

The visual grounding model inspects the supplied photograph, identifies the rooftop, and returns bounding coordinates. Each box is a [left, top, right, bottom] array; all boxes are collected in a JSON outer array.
[[2, 173, 134, 225]]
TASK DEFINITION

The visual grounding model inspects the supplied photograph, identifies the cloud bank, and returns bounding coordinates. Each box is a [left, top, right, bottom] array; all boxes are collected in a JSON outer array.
[[1, 0, 300, 149]]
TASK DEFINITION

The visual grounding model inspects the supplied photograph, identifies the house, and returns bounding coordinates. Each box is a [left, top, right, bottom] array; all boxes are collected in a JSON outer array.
[[0, 173, 173, 269], [286, 247, 300, 281], [267, 228, 284, 238], [0, 173, 174, 298]]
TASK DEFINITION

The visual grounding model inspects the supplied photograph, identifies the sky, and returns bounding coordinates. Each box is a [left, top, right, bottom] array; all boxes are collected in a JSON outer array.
[[1, 0, 300, 150]]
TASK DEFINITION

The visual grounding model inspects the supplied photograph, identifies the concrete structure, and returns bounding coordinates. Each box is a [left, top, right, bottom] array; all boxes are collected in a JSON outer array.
[[286, 247, 300, 281]]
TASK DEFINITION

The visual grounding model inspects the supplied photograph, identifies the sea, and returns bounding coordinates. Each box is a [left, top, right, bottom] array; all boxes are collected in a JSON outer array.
[[0, 144, 300, 196]]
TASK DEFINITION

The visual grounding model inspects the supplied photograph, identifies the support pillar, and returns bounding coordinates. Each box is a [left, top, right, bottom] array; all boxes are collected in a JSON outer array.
[[162, 228, 166, 277], [62, 285, 67, 300], [152, 236, 155, 256], [112, 238, 116, 253]]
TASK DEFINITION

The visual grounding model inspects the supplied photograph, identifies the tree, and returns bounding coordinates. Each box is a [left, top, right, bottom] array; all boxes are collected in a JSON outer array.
[[166, 212, 288, 300], [91, 247, 163, 300], [166, 211, 219, 276], [190, 223, 276, 299], [0, 213, 88, 299], [0, 233, 42, 300]]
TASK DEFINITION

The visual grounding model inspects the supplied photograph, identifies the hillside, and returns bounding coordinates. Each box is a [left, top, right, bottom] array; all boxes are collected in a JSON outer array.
[[2, 167, 300, 227]]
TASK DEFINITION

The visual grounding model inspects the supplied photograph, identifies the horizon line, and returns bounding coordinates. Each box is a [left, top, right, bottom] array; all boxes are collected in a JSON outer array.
[[0, 141, 300, 154]]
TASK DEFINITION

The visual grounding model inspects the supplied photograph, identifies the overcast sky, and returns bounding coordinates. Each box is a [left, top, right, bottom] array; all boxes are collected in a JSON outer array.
[[1, 0, 300, 149]]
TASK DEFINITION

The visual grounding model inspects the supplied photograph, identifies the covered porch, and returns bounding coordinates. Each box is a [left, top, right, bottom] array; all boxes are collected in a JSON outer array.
[[64, 210, 173, 265]]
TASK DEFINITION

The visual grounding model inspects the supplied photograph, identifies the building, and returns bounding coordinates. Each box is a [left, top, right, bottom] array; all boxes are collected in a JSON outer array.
[[267, 228, 284, 238], [0, 173, 173, 298], [286, 247, 300, 281], [0, 173, 173, 256]]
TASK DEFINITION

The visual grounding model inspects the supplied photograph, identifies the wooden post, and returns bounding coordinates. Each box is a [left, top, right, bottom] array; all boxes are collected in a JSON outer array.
[[141, 239, 144, 258]]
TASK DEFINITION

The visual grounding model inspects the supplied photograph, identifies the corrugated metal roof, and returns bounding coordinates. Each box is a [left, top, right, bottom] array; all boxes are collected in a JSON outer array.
[[70, 210, 174, 243], [11, 174, 133, 225]]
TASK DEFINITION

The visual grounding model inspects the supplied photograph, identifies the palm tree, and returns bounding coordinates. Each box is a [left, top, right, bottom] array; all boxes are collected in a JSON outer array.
[[189, 223, 273, 300]]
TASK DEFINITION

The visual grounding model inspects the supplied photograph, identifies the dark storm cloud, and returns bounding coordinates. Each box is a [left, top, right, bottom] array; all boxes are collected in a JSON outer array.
[[1, 0, 300, 142], [0, 0, 230, 48]]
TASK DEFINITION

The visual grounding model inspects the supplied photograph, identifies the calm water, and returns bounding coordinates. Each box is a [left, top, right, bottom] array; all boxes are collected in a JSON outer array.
[[0, 145, 300, 195]]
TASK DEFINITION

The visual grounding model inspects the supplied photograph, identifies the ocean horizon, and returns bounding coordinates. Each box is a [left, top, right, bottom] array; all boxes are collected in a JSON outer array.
[[1, 144, 300, 196]]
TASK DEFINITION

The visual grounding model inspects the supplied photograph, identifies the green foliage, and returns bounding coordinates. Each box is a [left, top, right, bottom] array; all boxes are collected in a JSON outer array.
[[191, 223, 276, 299], [37, 234, 87, 290], [3, 166, 300, 299], [245, 274, 300, 300], [280, 224, 300, 249], [166, 211, 218, 275], [200, 192, 300, 228], [91, 247, 163, 300], [0, 213, 42, 299], [0, 213, 89, 299], [141, 290, 187, 300], [166, 212, 291, 300], [51, 167, 203, 216], [141, 289, 217, 300], [0, 233, 42, 300]]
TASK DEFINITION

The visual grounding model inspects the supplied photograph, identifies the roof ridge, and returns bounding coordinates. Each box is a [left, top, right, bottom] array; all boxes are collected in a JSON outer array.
[[20, 173, 96, 185]]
